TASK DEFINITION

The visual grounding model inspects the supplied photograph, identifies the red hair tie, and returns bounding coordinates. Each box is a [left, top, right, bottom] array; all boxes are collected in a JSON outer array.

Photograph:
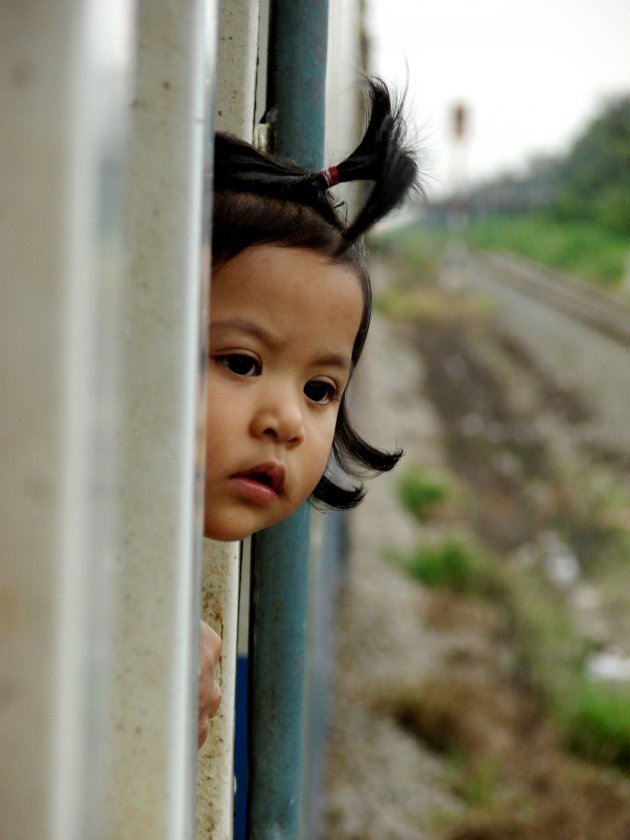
[[321, 165, 339, 188]]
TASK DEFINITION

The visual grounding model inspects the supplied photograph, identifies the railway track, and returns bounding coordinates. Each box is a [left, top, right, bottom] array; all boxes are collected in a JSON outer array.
[[452, 245, 630, 455], [467, 248, 630, 347]]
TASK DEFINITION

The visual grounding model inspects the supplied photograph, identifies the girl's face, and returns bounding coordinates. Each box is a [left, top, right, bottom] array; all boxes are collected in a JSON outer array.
[[204, 245, 363, 541]]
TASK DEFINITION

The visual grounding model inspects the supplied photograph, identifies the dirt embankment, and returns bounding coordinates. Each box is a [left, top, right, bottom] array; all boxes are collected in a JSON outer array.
[[323, 259, 630, 840]]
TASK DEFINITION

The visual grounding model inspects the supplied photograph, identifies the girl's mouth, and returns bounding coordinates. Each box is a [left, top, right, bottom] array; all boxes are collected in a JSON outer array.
[[229, 462, 285, 503]]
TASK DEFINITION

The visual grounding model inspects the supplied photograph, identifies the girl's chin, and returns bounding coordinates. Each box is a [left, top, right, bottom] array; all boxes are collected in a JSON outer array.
[[202, 494, 313, 542], [203, 513, 281, 542], [203, 523, 254, 542]]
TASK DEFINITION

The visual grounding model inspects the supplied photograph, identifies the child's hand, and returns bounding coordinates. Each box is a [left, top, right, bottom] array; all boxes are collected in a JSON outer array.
[[198, 619, 222, 748]]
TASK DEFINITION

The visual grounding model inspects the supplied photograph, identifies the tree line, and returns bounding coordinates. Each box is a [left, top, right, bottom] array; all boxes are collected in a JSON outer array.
[[467, 94, 630, 235]]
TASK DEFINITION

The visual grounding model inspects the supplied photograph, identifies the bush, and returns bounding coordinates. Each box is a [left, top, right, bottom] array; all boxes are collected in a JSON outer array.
[[564, 679, 630, 769], [396, 466, 450, 520], [393, 537, 481, 594]]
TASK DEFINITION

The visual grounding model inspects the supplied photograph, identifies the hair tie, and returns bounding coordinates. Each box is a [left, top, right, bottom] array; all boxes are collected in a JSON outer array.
[[321, 165, 340, 188]]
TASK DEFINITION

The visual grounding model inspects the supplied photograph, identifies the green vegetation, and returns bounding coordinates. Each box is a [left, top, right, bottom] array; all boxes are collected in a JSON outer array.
[[497, 563, 630, 772], [552, 95, 630, 236], [373, 284, 457, 322], [369, 224, 450, 279], [391, 535, 502, 600], [505, 560, 584, 697], [455, 758, 502, 811], [373, 282, 495, 325], [393, 538, 475, 592], [396, 465, 450, 520], [391, 465, 630, 771], [565, 679, 630, 768], [372, 256, 496, 324], [463, 213, 628, 286], [393, 527, 630, 771]]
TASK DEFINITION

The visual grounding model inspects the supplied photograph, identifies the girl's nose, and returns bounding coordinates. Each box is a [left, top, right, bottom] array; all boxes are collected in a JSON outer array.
[[250, 390, 305, 446]]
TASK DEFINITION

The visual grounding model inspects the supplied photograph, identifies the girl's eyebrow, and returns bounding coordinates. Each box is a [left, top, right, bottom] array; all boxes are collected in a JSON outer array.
[[211, 317, 352, 370], [313, 351, 352, 371], [211, 317, 278, 347]]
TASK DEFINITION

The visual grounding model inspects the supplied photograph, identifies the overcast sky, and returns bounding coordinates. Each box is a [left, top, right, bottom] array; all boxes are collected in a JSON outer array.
[[367, 0, 630, 197]]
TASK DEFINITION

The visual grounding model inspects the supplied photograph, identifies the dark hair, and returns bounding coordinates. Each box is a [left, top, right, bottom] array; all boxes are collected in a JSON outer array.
[[212, 78, 421, 509]]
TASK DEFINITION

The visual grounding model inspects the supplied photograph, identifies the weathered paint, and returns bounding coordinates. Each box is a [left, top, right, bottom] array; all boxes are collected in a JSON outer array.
[[267, 0, 329, 169], [214, 0, 261, 139], [248, 4, 329, 836], [249, 504, 313, 839], [197, 2, 262, 837], [101, 2, 213, 838], [197, 539, 241, 840]]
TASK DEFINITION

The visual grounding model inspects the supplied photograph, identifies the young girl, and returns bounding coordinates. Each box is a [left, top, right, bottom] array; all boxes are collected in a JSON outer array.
[[197, 79, 419, 744], [203, 78, 420, 542]]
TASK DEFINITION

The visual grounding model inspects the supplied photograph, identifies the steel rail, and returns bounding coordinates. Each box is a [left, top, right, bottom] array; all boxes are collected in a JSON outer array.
[[469, 248, 630, 347], [460, 244, 630, 455]]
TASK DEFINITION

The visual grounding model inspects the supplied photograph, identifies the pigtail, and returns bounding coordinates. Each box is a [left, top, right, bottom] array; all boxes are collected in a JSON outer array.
[[322, 78, 421, 242], [214, 78, 421, 239]]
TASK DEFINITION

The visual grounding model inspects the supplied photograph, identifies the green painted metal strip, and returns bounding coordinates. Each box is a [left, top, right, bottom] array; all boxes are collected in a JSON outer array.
[[248, 1, 329, 836]]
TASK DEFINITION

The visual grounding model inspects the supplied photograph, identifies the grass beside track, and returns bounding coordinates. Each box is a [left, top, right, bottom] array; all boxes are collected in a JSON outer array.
[[372, 213, 629, 288], [461, 213, 628, 287]]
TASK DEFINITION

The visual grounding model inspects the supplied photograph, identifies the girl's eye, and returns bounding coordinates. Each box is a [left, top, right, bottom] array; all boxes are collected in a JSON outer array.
[[218, 354, 261, 377], [304, 379, 339, 405]]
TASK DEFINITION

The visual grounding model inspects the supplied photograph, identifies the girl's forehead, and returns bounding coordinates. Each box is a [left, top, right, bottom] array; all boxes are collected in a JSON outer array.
[[210, 245, 363, 347], [212, 245, 362, 304]]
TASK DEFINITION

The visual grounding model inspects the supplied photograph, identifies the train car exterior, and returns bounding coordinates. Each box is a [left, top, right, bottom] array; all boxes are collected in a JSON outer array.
[[2, 1, 365, 838]]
